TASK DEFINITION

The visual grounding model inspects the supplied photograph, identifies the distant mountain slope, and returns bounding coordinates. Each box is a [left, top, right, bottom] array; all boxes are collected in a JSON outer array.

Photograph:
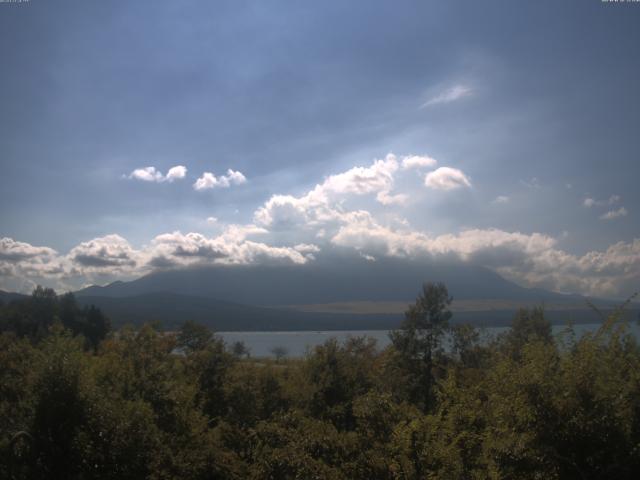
[[3, 286, 633, 332], [74, 292, 628, 331], [76, 258, 579, 306], [0, 290, 28, 304], [76, 293, 401, 331]]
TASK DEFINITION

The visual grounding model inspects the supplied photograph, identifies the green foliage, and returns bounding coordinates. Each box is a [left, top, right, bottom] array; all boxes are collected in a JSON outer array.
[[177, 320, 214, 353], [389, 282, 452, 411], [304, 336, 378, 430], [0, 287, 110, 348], [1, 286, 640, 479]]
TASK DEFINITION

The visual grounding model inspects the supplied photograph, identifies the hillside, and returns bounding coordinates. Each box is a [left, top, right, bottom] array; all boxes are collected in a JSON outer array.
[[76, 259, 579, 305]]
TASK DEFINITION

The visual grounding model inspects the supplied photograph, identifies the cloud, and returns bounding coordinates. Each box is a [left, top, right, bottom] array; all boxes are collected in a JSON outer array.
[[165, 165, 187, 182], [129, 166, 164, 182], [2, 226, 639, 299], [424, 167, 472, 190], [600, 207, 628, 221], [421, 84, 472, 108], [150, 229, 312, 266], [254, 154, 405, 229], [0, 237, 58, 262], [254, 153, 450, 230], [2, 153, 637, 298], [330, 218, 640, 297], [193, 169, 247, 190], [69, 235, 138, 269], [376, 191, 409, 206], [520, 177, 541, 190], [128, 165, 188, 183], [492, 195, 510, 204], [401, 155, 437, 170], [584, 194, 620, 208]]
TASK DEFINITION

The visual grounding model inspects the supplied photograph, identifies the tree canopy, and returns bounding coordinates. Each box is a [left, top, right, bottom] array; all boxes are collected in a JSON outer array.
[[1, 284, 640, 479]]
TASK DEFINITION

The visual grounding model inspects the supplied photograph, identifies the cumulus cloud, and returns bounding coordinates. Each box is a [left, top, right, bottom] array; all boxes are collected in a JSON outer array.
[[129, 166, 164, 182], [3, 153, 638, 299], [254, 154, 404, 229], [128, 165, 188, 183], [2, 226, 639, 298], [425, 167, 472, 190], [165, 165, 187, 182], [600, 207, 628, 221], [0, 237, 58, 262], [1, 226, 319, 292], [401, 155, 437, 170], [193, 169, 247, 190], [330, 218, 640, 297], [254, 153, 451, 230], [421, 84, 472, 108], [68, 235, 139, 276]]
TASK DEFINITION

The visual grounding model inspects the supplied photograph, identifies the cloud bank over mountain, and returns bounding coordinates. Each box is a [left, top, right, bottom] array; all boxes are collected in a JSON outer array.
[[1, 154, 638, 298]]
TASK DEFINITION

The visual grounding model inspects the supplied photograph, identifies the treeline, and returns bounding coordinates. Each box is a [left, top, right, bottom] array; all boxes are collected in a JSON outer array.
[[1, 284, 640, 479], [0, 286, 109, 349]]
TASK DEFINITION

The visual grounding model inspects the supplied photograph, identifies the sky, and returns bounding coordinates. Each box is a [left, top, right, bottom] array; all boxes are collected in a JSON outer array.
[[0, 0, 639, 298]]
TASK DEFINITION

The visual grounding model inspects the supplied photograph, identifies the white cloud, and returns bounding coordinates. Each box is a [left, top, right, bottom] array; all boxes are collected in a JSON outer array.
[[129, 166, 164, 182], [0, 237, 58, 262], [254, 154, 406, 229], [493, 195, 510, 204], [584, 194, 620, 208], [206, 216, 218, 224], [128, 165, 188, 183], [165, 165, 187, 182], [320, 154, 399, 196], [254, 153, 451, 231], [193, 169, 247, 190], [150, 228, 311, 267], [69, 235, 138, 270], [600, 207, 628, 220], [425, 167, 472, 190], [401, 155, 437, 170], [3, 153, 638, 299], [330, 218, 640, 297], [422, 84, 472, 108], [376, 191, 409, 206]]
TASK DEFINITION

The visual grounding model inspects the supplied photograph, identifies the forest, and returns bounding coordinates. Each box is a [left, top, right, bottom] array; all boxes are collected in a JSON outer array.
[[1, 284, 639, 479]]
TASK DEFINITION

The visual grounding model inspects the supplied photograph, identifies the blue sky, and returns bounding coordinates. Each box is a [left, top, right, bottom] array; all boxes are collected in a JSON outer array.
[[0, 0, 639, 297]]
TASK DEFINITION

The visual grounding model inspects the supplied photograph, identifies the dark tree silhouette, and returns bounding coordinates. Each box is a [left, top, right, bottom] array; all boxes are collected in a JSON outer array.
[[390, 282, 452, 411]]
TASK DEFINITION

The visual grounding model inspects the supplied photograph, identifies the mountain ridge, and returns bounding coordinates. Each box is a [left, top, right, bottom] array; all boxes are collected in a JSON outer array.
[[75, 259, 581, 306]]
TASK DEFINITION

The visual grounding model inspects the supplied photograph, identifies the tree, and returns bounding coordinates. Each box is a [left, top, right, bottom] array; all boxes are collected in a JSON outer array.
[[389, 282, 452, 411], [231, 340, 250, 358], [177, 320, 214, 353], [502, 306, 552, 360], [271, 346, 289, 362]]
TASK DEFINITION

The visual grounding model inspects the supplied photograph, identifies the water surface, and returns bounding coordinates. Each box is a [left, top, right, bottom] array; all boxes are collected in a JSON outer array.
[[219, 323, 640, 358]]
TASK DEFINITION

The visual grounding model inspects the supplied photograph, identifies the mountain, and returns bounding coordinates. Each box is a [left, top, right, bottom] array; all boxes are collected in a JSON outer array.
[[74, 292, 624, 331], [0, 290, 28, 304], [75, 293, 401, 331], [76, 258, 577, 306], [72, 259, 628, 330]]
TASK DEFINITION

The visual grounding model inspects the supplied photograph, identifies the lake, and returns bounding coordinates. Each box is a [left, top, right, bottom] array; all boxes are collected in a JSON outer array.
[[219, 322, 640, 358]]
